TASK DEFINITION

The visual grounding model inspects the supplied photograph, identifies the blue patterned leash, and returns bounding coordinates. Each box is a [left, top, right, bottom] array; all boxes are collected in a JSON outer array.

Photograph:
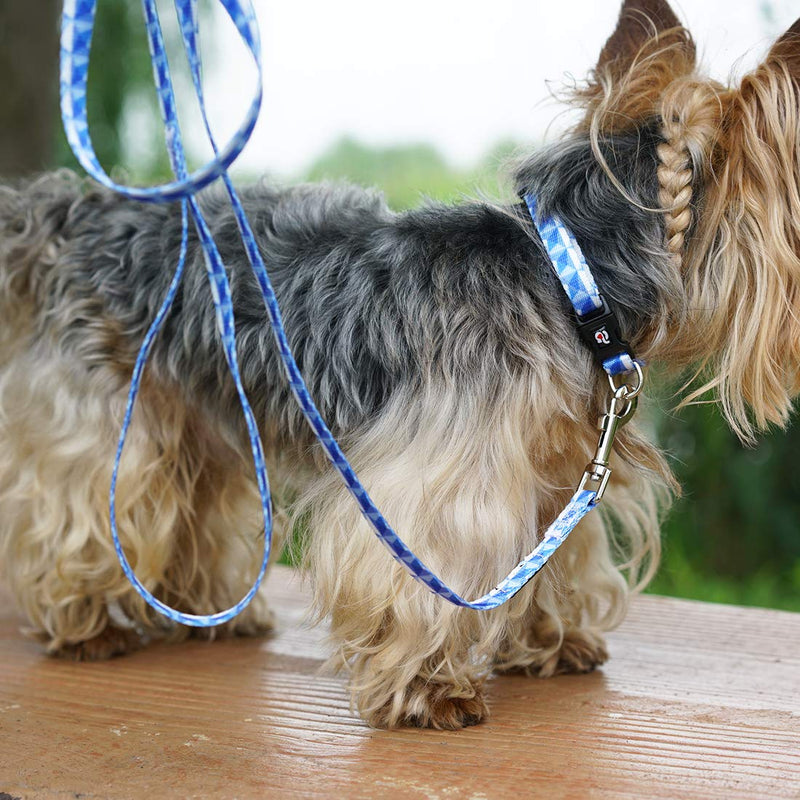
[[61, 1, 259, 201], [60, 0, 643, 621], [62, 0, 273, 627]]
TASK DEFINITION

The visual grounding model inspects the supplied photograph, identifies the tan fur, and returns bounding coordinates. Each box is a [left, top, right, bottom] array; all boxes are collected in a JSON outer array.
[[657, 79, 724, 267], [0, 323, 279, 653], [674, 57, 800, 441]]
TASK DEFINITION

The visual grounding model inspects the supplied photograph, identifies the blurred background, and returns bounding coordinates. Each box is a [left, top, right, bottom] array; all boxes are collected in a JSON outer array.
[[1, 0, 798, 611]]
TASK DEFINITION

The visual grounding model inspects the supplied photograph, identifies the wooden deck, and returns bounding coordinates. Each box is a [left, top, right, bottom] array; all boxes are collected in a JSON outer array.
[[0, 566, 798, 799]]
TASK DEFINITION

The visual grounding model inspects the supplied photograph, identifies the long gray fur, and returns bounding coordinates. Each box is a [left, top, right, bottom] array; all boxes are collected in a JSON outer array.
[[1, 123, 681, 443]]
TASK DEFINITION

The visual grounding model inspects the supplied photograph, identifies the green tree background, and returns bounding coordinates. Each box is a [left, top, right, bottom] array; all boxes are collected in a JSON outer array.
[[2, 1, 798, 612]]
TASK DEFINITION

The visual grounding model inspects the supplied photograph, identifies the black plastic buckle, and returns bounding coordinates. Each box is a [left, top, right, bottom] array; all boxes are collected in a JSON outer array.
[[574, 296, 634, 366]]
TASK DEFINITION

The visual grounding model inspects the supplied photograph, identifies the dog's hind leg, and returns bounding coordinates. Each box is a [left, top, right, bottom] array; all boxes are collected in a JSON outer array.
[[0, 342, 278, 659]]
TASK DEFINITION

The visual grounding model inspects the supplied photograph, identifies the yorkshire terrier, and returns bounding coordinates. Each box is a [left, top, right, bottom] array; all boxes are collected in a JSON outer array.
[[1, 0, 799, 729]]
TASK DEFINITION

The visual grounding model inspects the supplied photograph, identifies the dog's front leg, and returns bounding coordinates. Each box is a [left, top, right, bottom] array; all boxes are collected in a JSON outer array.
[[335, 592, 490, 730], [493, 463, 662, 678], [308, 480, 497, 729], [493, 512, 614, 678], [299, 387, 562, 729]]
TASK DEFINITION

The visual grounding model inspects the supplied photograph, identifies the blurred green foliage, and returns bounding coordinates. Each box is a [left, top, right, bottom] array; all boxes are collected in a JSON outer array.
[[650, 397, 800, 610], [305, 136, 521, 209]]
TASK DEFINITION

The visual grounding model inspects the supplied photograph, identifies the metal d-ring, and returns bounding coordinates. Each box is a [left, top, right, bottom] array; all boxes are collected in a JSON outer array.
[[607, 360, 644, 401]]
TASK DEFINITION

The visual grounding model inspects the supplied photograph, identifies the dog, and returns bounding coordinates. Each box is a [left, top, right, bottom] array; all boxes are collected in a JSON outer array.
[[2, 0, 799, 729]]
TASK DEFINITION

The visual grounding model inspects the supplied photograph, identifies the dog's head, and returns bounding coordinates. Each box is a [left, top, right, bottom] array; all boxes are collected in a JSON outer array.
[[558, 0, 800, 441]]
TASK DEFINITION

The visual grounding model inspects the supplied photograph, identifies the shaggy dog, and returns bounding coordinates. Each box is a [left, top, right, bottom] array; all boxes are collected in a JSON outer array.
[[2, 0, 799, 728]]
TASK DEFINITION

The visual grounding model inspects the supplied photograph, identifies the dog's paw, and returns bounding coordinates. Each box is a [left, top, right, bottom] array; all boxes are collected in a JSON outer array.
[[367, 679, 488, 730], [534, 630, 608, 678], [495, 629, 608, 678], [49, 626, 144, 661]]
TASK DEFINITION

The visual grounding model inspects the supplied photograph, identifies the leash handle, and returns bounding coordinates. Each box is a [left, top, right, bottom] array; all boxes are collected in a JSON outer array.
[[60, 0, 601, 621], [61, 0, 261, 202]]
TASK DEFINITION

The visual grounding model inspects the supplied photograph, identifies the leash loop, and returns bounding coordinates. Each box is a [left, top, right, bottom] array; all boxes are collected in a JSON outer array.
[[62, 0, 274, 627], [60, 0, 261, 203]]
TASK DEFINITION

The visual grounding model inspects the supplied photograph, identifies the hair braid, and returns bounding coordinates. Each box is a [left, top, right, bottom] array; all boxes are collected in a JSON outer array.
[[656, 135, 692, 266], [657, 80, 724, 268]]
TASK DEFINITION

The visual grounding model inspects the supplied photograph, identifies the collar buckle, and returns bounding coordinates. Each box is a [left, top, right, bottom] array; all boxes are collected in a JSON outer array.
[[574, 296, 635, 368]]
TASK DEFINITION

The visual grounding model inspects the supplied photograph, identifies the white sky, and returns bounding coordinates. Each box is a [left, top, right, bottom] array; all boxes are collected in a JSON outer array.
[[172, 0, 798, 178]]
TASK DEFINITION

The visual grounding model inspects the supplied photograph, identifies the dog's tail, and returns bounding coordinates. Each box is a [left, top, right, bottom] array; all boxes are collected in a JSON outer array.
[[0, 170, 83, 310]]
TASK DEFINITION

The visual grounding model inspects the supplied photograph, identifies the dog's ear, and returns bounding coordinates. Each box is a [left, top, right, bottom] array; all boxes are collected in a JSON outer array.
[[765, 17, 800, 76], [578, 0, 695, 130], [731, 17, 800, 134], [596, 0, 690, 78]]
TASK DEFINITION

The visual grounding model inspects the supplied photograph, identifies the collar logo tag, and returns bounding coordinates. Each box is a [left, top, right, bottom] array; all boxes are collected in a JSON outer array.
[[594, 327, 611, 346]]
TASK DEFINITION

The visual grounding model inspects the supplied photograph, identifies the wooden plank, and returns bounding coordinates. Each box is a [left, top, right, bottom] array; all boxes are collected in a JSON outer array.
[[1, 567, 798, 799]]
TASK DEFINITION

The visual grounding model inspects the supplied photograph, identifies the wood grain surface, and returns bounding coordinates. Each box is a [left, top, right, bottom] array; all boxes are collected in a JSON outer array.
[[1, 566, 798, 799]]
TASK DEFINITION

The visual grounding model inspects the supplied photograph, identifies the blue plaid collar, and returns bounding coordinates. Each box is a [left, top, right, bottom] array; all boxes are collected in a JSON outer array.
[[523, 193, 637, 377]]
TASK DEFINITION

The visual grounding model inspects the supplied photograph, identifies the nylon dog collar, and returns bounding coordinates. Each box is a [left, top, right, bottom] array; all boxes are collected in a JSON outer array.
[[523, 193, 638, 377]]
